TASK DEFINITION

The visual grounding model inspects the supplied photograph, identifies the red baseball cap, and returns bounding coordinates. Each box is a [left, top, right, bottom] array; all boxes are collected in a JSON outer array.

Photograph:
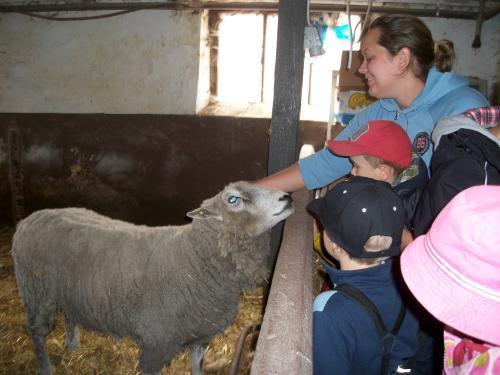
[[327, 120, 412, 168]]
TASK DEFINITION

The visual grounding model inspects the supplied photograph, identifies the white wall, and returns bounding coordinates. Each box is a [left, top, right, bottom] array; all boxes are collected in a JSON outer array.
[[0, 10, 205, 114], [424, 14, 500, 99], [0, 10, 499, 114], [196, 10, 210, 113]]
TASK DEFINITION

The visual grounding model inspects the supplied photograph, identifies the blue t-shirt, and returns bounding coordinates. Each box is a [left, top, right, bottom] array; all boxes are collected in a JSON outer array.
[[299, 68, 489, 189], [313, 260, 419, 375]]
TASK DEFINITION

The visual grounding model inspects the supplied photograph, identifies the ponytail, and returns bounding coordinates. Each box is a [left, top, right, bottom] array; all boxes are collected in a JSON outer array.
[[434, 39, 455, 72]]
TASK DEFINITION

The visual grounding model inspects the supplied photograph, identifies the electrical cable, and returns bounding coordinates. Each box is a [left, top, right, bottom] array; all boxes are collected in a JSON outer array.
[[353, 19, 362, 39], [360, 0, 373, 40], [0, 3, 185, 21], [306, 0, 311, 25], [346, 0, 353, 69]]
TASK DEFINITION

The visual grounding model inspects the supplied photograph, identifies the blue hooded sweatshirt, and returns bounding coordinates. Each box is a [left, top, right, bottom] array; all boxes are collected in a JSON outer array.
[[299, 68, 489, 189]]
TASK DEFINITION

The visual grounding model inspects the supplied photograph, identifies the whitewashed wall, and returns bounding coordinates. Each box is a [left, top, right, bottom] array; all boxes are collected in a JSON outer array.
[[0, 10, 498, 114], [423, 14, 500, 99], [196, 10, 210, 113], [0, 9, 210, 114]]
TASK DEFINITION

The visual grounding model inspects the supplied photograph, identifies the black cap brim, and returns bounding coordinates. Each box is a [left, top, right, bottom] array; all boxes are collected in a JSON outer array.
[[306, 197, 324, 218]]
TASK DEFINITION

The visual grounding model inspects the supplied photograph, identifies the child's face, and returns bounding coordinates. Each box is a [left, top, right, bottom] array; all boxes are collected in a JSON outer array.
[[349, 155, 384, 181]]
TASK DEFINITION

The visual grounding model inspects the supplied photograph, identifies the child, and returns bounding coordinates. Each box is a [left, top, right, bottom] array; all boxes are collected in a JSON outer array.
[[307, 176, 419, 375], [412, 105, 500, 236], [314, 120, 424, 264], [327, 119, 428, 208], [401, 185, 500, 373], [400, 106, 500, 374]]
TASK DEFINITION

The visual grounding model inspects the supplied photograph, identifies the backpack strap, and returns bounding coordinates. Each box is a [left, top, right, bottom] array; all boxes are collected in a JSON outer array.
[[335, 284, 407, 375]]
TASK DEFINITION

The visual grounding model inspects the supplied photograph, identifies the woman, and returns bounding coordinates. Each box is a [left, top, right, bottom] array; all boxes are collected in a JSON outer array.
[[257, 14, 488, 192]]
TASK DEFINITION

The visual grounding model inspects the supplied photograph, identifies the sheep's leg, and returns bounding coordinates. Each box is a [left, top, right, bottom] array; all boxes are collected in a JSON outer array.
[[63, 317, 80, 351], [26, 313, 55, 375], [32, 335, 53, 375], [138, 347, 164, 375], [24, 301, 57, 375], [191, 344, 206, 375]]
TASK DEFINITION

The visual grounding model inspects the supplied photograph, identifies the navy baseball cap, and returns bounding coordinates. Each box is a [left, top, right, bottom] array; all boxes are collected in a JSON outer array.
[[307, 176, 405, 258]]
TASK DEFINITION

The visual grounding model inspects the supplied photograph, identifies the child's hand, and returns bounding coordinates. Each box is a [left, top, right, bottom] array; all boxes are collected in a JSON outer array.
[[488, 124, 500, 139], [401, 228, 414, 251]]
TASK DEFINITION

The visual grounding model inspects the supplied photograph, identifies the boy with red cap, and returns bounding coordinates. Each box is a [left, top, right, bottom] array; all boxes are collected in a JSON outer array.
[[327, 119, 428, 201], [314, 120, 426, 264]]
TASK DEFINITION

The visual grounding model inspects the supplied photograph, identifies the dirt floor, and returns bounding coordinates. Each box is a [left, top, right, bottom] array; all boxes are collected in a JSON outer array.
[[0, 226, 263, 375]]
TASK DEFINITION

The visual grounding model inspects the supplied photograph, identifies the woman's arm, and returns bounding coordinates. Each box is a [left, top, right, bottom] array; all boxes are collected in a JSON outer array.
[[253, 163, 306, 193], [254, 104, 372, 192]]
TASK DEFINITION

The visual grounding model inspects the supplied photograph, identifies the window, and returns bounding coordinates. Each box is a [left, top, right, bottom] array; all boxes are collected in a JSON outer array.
[[205, 11, 362, 121], [217, 13, 266, 103]]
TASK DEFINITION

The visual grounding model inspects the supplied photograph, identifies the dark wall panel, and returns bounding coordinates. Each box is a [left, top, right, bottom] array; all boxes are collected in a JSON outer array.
[[0, 114, 327, 226]]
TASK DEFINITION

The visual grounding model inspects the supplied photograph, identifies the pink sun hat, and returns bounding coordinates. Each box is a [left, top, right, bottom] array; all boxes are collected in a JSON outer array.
[[401, 185, 500, 346]]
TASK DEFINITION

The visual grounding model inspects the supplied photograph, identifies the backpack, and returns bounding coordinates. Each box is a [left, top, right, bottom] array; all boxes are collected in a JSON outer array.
[[334, 284, 411, 374]]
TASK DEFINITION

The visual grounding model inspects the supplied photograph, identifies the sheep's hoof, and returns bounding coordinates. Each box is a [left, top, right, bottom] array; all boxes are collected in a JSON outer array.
[[191, 344, 205, 375], [64, 323, 80, 351], [64, 334, 80, 351], [37, 364, 53, 375], [65, 339, 80, 352]]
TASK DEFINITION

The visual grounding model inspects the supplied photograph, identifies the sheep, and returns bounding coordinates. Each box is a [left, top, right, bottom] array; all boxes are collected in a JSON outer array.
[[11, 181, 294, 375]]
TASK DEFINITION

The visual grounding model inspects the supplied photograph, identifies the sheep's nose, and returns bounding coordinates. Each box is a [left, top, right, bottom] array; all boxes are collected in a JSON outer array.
[[279, 194, 293, 203]]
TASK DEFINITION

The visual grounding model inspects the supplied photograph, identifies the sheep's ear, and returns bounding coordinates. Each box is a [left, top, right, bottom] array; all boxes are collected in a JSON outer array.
[[186, 207, 223, 221]]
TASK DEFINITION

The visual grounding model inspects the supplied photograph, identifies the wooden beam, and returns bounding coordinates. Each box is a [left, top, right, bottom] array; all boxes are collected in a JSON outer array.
[[1, 2, 499, 20]]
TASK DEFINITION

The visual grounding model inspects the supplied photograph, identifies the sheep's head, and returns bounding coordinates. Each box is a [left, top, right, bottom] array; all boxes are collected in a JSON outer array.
[[187, 181, 294, 237]]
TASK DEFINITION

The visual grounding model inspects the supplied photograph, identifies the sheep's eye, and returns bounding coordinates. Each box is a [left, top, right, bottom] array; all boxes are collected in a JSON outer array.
[[227, 195, 240, 205]]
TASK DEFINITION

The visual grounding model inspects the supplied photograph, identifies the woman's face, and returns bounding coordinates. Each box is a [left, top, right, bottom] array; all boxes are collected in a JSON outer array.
[[358, 28, 402, 99]]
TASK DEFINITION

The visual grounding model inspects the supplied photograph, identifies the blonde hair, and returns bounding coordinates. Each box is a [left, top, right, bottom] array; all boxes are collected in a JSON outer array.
[[362, 155, 405, 177], [348, 235, 392, 265], [364, 235, 393, 252]]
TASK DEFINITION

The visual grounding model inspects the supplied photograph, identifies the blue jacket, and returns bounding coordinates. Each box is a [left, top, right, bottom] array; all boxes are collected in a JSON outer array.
[[299, 68, 489, 189], [313, 260, 419, 375]]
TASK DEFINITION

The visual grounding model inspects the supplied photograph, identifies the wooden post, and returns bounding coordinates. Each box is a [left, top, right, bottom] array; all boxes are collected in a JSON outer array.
[[268, 0, 306, 175], [267, 0, 307, 264]]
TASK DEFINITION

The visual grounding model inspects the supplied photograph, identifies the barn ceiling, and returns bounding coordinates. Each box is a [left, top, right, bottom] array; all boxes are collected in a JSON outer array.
[[202, 0, 500, 18], [0, 0, 499, 20]]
